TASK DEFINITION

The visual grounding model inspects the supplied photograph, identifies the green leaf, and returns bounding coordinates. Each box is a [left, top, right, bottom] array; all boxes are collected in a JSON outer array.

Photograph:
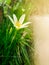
[[21, 40, 34, 51], [5, 0, 11, 5], [0, 0, 3, 2], [21, 44, 30, 65]]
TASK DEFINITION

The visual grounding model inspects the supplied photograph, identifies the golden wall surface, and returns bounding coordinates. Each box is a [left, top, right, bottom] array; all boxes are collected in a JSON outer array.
[[29, 0, 49, 65]]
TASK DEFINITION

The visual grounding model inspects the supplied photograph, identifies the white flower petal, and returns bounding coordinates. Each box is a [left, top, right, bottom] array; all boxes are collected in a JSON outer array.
[[15, 26, 19, 29], [21, 22, 31, 27], [19, 14, 25, 24], [14, 24, 18, 28], [20, 26, 28, 28], [8, 15, 14, 24], [13, 14, 17, 23]]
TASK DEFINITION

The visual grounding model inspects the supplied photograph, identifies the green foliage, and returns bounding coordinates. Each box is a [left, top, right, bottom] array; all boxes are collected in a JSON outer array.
[[0, 0, 2, 2], [0, 0, 32, 65], [5, 0, 11, 5]]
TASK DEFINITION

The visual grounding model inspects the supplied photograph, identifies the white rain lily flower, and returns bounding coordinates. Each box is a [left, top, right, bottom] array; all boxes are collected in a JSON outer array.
[[8, 14, 31, 29]]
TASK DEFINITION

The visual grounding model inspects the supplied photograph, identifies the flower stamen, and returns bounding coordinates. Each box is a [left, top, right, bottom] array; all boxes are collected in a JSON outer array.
[[15, 22, 22, 27]]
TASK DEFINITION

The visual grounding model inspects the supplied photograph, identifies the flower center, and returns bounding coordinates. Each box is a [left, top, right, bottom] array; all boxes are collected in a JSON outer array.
[[15, 22, 22, 27]]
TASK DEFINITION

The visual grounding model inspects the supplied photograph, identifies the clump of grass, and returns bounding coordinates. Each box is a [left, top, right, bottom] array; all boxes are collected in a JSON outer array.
[[0, 0, 33, 65]]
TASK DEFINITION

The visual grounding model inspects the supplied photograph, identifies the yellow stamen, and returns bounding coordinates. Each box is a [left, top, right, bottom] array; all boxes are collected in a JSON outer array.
[[15, 22, 22, 27]]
